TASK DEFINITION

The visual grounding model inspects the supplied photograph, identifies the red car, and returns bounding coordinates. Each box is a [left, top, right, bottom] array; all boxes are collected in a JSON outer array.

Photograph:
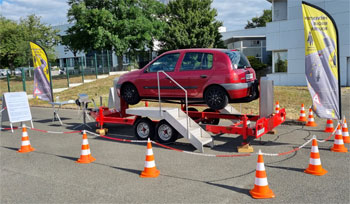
[[117, 49, 259, 110]]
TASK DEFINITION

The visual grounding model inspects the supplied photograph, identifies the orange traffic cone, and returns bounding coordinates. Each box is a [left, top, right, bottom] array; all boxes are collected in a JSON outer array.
[[275, 101, 280, 114], [298, 104, 307, 122], [249, 150, 275, 199], [331, 123, 348, 153], [324, 119, 334, 133], [140, 138, 160, 178], [306, 108, 317, 127], [342, 118, 350, 143], [76, 130, 96, 163], [18, 124, 35, 153], [304, 136, 327, 176]]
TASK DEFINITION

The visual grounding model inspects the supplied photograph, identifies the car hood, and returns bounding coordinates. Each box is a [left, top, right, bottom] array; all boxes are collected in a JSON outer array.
[[117, 69, 142, 84]]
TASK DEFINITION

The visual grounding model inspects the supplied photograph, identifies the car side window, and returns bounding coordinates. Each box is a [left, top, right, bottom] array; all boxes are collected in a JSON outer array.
[[148, 53, 180, 72], [180, 52, 213, 71]]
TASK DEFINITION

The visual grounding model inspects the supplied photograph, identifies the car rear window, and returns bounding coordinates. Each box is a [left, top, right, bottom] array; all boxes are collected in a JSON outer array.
[[224, 51, 251, 69], [180, 52, 213, 71]]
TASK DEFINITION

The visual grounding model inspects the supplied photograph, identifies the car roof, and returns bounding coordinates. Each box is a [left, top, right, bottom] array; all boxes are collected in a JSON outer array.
[[164, 48, 236, 54]]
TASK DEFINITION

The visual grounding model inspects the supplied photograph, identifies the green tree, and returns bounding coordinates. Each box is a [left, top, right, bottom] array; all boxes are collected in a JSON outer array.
[[245, 9, 272, 29], [0, 15, 60, 70], [65, 0, 166, 70], [159, 0, 224, 51]]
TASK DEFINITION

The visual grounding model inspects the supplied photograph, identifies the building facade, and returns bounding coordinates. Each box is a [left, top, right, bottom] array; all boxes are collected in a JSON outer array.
[[266, 0, 350, 86]]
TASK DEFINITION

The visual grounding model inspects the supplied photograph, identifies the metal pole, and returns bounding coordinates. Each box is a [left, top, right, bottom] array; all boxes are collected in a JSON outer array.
[[7, 72, 10, 92], [81, 56, 84, 83], [101, 50, 104, 74], [48, 63, 54, 102], [21, 67, 26, 92], [107, 50, 110, 75], [66, 59, 70, 87], [157, 71, 162, 116], [94, 53, 98, 79]]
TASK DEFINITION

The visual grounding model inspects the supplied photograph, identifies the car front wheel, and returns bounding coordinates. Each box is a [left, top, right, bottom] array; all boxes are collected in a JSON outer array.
[[121, 83, 141, 105], [204, 86, 228, 110]]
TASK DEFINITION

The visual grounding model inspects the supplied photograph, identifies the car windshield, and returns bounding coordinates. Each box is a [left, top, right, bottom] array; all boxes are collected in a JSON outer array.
[[224, 50, 251, 69]]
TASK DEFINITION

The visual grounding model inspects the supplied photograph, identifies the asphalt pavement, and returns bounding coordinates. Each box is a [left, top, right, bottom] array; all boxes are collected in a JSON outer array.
[[0, 93, 349, 203]]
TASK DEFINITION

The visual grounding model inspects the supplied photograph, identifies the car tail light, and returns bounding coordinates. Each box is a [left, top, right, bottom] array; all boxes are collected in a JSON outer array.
[[246, 73, 253, 80]]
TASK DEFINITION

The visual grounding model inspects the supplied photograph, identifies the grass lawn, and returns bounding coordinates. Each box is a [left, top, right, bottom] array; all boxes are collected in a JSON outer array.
[[0, 74, 101, 96], [2, 74, 349, 120]]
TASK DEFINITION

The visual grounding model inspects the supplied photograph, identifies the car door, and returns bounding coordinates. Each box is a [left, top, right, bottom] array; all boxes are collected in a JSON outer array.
[[173, 52, 214, 98], [134, 53, 181, 97]]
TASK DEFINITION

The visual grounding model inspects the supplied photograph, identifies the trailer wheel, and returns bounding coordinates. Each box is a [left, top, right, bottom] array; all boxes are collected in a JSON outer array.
[[134, 118, 155, 140], [201, 108, 220, 125], [156, 120, 178, 143], [186, 107, 200, 121]]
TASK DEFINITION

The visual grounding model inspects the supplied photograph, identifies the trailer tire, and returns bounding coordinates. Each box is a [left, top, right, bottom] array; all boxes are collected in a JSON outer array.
[[156, 120, 178, 143], [201, 108, 220, 125], [134, 118, 155, 140]]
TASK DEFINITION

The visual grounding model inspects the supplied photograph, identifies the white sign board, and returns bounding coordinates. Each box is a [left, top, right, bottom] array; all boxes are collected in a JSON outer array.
[[1, 92, 32, 132]]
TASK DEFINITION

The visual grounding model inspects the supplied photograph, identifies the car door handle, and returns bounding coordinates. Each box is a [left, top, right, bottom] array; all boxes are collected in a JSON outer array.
[[200, 75, 207, 78]]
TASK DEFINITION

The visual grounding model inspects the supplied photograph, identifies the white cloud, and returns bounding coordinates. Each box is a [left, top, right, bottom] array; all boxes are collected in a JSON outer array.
[[1, 0, 69, 25], [212, 0, 272, 31]]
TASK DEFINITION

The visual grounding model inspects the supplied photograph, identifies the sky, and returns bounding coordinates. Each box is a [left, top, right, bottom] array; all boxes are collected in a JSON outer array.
[[0, 0, 271, 31]]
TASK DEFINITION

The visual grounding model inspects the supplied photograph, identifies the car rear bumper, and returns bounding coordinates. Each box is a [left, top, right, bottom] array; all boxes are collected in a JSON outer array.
[[221, 80, 258, 99]]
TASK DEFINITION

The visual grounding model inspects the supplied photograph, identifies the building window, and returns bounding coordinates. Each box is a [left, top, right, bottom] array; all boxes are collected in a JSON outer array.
[[273, 51, 287, 73], [272, 0, 287, 21]]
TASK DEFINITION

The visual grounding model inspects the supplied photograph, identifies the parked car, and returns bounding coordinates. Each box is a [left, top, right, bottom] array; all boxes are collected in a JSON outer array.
[[0, 69, 11, 76], [13, 68, 22, 76], [116, 48, 259, 110]]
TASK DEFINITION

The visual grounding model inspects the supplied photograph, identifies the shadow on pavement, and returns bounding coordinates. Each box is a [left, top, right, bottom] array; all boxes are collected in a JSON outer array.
[[205, 182, 250, 196], [265, 165, 305, 173]]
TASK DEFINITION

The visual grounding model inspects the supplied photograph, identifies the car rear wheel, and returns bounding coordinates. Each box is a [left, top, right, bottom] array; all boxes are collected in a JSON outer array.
[[204, 86, 228, 110], [121, 83, 141, 105], [155, 120, 178, 143], [134, 118, 155, 140]]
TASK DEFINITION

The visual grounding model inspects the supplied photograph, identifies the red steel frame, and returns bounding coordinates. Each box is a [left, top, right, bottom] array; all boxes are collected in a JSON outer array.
[[90, 98, 286, 146]]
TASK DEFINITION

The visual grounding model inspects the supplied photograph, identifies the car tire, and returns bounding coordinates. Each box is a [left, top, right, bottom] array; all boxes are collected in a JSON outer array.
[[155, 120, 178, 143], [121, 83, 141, 105], [204, 86, 229, 110], [201, 108, 220, 125], [134, 118, 155, 140]]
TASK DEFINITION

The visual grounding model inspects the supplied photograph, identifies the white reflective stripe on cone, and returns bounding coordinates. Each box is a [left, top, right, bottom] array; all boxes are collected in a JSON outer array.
[[146, 149, 153, 156], [342, 132, 349, 136], [334, 139, 344, 145], [144, 160, 155, 168], [87, 149, 91, 154], [254, 178, 268, 186], [326, 124, 333, 127], [309, 118, 314, 121], [81, 149, 90, 155], [21, 140, 30, 146], [256, 163, 265, 171], [310, 158, 321, 165], [82, 139, 89, 145], [336, 130, 342, 135], [301, 107, 305, 110], [300, 113, 306, 116], [311, 146, 319, 153], [22, 132, 28, 137]]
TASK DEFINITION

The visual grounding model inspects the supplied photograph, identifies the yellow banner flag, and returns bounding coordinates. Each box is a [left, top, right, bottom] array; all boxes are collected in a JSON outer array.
[[302, 1, 341, 119], [30, 42, 52, 101]]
